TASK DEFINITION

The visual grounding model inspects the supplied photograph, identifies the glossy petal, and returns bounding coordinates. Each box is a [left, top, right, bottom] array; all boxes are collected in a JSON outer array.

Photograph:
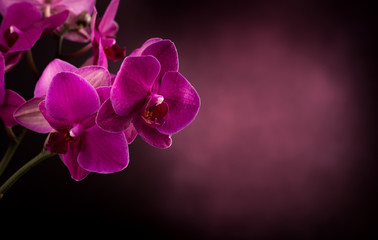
[[60, 139, 90, 181], [129, 38, 162, 57], [124, 123, 137, 144], [157, 72, 200, 135], [78, 124, 129, 173], [74, 65, 111, 88], [96, 98, 131, 133], [111, 56, 160, 116], [34, 58, 77, 98], [140, 39, 179, 90], [96, 86, 111, 104], [14, 97, 52, 133], [56, 0, 96, 16], [39, 101, 72, 131], [98, 0, 119, 34], [133, 117, 172, 149], [46, 72, 100, 123], [0, 89, 25, 127]]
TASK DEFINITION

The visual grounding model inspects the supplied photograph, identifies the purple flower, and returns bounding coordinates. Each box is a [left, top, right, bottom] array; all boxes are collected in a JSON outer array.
[[40, 71, 128, 181], [0, 53, 25, 127], [97, 39, 200, 148], [0, 2, 68, 71], [14, 58, 111, 133], [0, 0, 95, 42], [89, 0, 125, 68]]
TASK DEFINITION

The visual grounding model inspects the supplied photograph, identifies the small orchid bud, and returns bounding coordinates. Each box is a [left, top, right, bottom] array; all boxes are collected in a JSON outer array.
[[76, 11, 91, 27]]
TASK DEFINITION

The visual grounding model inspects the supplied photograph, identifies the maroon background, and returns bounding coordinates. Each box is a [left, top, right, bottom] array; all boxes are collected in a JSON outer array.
[[1, 0, 377, 239]]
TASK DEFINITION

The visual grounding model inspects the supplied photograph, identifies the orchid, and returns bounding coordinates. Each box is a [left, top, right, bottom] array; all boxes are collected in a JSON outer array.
[[0, 1, 200, 199], [40, 72, 128, 180], [0, 2, 68, 71], [88, 0, 125, 68], [14, 58, 111, 133], [0, 53, 25, 127], [0, 0, 95, 42], [97, 39, 200, 148]]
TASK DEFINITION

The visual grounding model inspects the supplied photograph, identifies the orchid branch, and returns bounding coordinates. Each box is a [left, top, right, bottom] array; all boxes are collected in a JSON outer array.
[[26, 50, 39, 78], [0, 149, 56, 199], [0, 128, 27, 178]]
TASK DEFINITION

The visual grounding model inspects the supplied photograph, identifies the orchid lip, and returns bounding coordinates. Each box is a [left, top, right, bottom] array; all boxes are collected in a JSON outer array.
[[142, 94, 169, 127]]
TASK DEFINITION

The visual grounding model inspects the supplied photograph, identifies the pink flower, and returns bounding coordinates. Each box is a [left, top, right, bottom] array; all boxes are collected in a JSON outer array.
[[0, 2, 68, 71], [97, 39, 200, 148], [40, 72, 128, 180], [88, 0, 125, 68]]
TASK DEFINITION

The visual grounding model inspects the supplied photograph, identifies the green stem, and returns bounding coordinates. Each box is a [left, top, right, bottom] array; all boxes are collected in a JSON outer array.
[[0, 128, 27, 178], [0, 150, 56, 199], [60, 43, 92, 61], [56, 25, 70, 58], [26, 49, 39, 78]]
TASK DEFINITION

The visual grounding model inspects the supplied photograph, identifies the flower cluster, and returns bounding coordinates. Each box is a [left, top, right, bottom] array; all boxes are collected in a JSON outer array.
[[0, 0, 200, 182]]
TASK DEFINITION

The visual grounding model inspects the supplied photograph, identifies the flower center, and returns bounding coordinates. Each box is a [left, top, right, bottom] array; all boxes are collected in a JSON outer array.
[[142, 95, 169, 127], [45, 124, 83, 154]]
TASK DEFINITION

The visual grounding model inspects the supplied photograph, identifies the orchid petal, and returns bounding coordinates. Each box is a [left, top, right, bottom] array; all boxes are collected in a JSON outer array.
[[111, 56, 160, 116], [96, 98, 131, 133], [98, 0, 119, 34], [78, 124, 129, 173], [14, 97, 52, 133], [60, 140, 90, 181], [55, 0, 95, 16], [157, 72, 200, 135], [74, 65, 111, 88], [133, 117, 172, 149], [34, 59, 77, 98], [124, 123, 137, 144], [39, 101, 72, 131], [140, 39, 179, 90], [46, 72, 100, 123], [0, 89, 25, 127], [129, 38, 162, 57], [96, 86, 111, 104]]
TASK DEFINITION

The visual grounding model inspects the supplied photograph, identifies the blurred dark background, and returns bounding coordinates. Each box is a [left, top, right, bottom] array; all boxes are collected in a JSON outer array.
[[1, 0, 377, 239]]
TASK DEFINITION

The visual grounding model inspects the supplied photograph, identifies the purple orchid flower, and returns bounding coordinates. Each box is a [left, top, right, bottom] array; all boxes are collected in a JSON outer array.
[[40, 71, 128, 181], [0, 53, 25, 127], [0, 0, 95, 42], [97, 39, 200, 148], [0, 2, 69, 71], [14, 58, 111, 133], [88, 0, 125, 68]]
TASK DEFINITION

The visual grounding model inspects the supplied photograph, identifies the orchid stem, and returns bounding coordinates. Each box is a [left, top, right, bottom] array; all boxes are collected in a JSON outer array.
[[56, 25, 70, 58], [26, 50, 39, 78], [0, 150, 56, 199], [60, 43, 92, 61], [0, 128, 27, 178]]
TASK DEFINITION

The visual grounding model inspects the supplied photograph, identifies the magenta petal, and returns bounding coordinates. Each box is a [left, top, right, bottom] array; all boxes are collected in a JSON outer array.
[[60, 140, 90, 181], [157, 72, 200, 135], [96, 98, 131, 133], [129, 38, 162, 57], [140, 39, 179, 85], [98, 0, 119, 34], [39, 101, 72, 131], [46, 72, 100, 123], [57, 0, 96, 15], [0, 89, 25, 127], [133, 117, 172, 149], [14, 97, 52, 133], [124, 123, 137, 144], [34, 59, 77, 98], [74, 65, 111, 88], [78, 124, 129, 173], [96, 86, 111, 104], [111, 56, 160, 116]]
